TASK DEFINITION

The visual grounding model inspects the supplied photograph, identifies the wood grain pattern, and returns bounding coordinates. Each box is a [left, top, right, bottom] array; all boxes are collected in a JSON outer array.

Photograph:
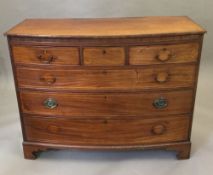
[[129, 42, 199, 65], [12, 46, 79, 65], [20, 90, 194, 117], [16, 64, 196, 91], [5, 17, 205, 159], [83, 47, 125, 65], [5, 17, 206, 37], [22, 141, 191, 160], [9, 34, 202, 47], [23, 115, 190, 146]]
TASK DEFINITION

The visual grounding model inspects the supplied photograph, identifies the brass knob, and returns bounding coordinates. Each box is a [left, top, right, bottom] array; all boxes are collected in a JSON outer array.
[[156, 72, 169, 83], [40, 74, 56, 85], [152, 124, 166, 135], [153, 97, 168, 109], [37, 50, 56, 64], [44, 98, 58, 109], [156, 48, 172, 62]]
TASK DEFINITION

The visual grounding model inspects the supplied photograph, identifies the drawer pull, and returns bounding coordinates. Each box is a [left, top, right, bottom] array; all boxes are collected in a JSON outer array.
[[153, 97, 168, 109], [156, 72, 169, 83], [156, 48, 173, 62], [44, 98, 58, 109], [152, 124, 166, 135], [40, 74, 56, 85], [38, 50, 56, 64]]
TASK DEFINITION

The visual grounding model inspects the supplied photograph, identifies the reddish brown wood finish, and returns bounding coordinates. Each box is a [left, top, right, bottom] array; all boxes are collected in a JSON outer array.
[[5, 17, 205, 37], [22, 141, 191, 160], [23, 115, 190, 146], [20, 90, 193, 117], [129, 42, 199, 65], [12, 46, 80, 65], [16, 64, 196, 91], [5, 17, 205, 160], [83, 47, 125, 65]]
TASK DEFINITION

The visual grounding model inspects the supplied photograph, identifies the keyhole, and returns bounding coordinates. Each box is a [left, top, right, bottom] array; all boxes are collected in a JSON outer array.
[[102, 50, 106, 54], [103, 119, 108, 124], [102, 70, 107, 75]]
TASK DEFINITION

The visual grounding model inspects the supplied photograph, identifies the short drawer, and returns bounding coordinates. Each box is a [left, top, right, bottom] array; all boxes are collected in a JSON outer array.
[[23, 115, 190, 146], [83, 47, 125, 65], [12, 46, 79, 65], [20, 90, 193, 117], [16, 64, 196, 90], [129, 42, 199, 65]]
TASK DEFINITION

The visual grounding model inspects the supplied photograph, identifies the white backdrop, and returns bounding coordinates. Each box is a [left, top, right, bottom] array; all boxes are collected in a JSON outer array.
[[0, 0, 213, 175]]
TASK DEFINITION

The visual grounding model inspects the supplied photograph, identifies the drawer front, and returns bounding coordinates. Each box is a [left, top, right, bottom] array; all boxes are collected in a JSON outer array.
[[23, 115, 190, 146], [16, 64, 196, 90], [129, 43, 199, 65], [12, 46, 79, 65], [83, 47, 125, 65], [20, 90, 193, 117]]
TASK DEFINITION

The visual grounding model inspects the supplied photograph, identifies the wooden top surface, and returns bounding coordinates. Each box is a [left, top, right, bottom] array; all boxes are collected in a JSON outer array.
[[5, 16, 206, 38]]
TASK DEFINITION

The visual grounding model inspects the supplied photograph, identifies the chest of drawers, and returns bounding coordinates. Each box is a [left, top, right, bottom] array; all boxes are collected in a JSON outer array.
[[5, 16, 205, 159]]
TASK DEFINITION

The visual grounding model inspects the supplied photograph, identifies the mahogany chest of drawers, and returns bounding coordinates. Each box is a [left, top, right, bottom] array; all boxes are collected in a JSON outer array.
[[5, 17, 206, 159]]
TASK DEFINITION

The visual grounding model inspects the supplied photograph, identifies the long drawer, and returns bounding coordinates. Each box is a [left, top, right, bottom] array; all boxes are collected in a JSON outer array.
[[20, 90, 193, 117], [16, 64, 196, 91], [23, 115, 190, 146]]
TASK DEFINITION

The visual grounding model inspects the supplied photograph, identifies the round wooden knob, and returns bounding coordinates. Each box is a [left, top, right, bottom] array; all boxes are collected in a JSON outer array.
[[156, 72, 169, 83], [38, 50, 56, 64], [156, 49, 172, 62], [152, 124, 166, 135], [40, 74, 56, 85]]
